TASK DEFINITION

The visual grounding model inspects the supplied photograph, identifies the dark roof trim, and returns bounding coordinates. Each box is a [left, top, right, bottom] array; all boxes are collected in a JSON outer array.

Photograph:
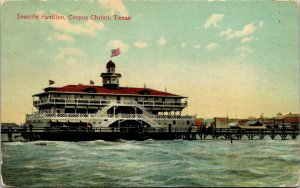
[[33, 91, 187, 98]]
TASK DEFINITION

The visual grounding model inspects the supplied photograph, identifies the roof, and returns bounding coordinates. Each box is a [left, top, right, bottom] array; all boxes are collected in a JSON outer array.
[[275, 113, 300, 123], [283, 117, 300, 124], [106, 60, 115, 68], [228, 122, 239, 127], [215, 117, 227, 123], [239, 125, 267, 129], [36, 85, 183, 97], [244, 120, 262, 126], [1, 123, 20, 127], [101, 73, 121, 77], [195, 118, 205, 126], [239, 119, 250, 124]]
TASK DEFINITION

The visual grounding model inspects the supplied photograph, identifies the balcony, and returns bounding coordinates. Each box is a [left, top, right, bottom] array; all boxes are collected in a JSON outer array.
[[33, 98, 187, 108], [26, 113, 195, 121]]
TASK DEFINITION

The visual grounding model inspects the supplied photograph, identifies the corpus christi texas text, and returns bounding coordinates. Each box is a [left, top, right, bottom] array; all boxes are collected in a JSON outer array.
[[16, 13, 131, 21]]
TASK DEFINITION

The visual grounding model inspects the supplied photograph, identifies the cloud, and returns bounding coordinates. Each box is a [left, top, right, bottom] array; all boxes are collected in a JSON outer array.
[[241, 36, 257, 43], [181, 42, 186, 48], [258, 21, 264, 28], [86, 19, 106, 30], [98, 0, 128, 16], [235, 46, 253, 57], [108, 40, 129, 52], [55, 48, 85, 70], [47, 33, 74, 43], [193, 44, 201, 49], [136, 14, 144, 18], [208, 0, 226, 2], [220, 23, 259, 40], [134, 40, 147, 48], [65, 58, 83, 69], [39, 11, 106, 36], [276, 0, 293, 1], [55, 48, 84, 60], [277, 0, 299, 4], [203, 13, 224, 29], [157, 36, 166, 46], [206, 43, 219, 50]]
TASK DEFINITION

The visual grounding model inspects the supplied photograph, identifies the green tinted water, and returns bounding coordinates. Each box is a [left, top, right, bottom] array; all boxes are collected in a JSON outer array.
[[2, 139, 300, 187]]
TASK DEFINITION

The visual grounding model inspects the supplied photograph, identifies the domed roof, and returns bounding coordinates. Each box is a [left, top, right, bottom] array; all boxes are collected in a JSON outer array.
[[106, 60, 115, 68]]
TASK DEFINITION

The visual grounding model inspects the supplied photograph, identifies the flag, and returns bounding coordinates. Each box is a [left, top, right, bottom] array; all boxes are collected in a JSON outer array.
[[49, 80, 55, 85], [111, 48, 121, 57], [90, 80, 94, 85]]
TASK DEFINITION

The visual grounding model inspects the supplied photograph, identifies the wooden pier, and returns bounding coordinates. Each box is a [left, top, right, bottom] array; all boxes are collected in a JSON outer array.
[[196, 128, 299, 140], [1, 127, 299, 142]]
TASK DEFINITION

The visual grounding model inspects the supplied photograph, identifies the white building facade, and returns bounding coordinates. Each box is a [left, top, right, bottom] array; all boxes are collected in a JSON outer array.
[[26, 60, 195, 131]]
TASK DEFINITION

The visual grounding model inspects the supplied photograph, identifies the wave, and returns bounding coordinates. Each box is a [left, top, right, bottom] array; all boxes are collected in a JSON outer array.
[[83, 139, 115, 145], [274, 155, 300, 164], [219, 168, 271, 178], [3, 141, 25, 146], [2, 139, 300, 187]]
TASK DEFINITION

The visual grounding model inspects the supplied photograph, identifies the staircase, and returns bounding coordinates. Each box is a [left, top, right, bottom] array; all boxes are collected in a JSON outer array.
[[98, 113, 160, 128], [131, 101, 155, 118], [95, 101, 115, 117], [140, 114, 160, 127], [100, 116, 119, 127], [94, 100, 160, 128]]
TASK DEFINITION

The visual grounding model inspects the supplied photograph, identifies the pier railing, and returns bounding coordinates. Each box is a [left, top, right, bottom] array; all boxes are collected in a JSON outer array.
[[33, 98, 187, 108], [2, 127, 299, 141], [26, 113, 195, 121], [1, 126, 189, 133], [2, 127, 299, 134]]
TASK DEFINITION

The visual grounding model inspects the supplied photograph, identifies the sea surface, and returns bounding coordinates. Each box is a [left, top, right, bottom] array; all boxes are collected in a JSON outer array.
[[1, 138, 300, 187]]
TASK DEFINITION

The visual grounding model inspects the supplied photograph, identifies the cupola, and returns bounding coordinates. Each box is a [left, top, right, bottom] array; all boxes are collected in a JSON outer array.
[[106, 60, 116, 73], [100, 60, 122, 89]]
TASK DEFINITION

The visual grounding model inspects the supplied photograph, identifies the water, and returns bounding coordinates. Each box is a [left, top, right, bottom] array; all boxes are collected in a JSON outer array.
[[2, 138, 300, 187]]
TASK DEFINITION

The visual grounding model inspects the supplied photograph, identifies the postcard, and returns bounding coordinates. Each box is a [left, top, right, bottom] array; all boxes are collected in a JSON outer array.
[[1, 0, 299, 187]]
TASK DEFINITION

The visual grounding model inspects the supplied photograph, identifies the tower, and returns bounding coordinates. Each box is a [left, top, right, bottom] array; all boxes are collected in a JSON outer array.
[[100, 60, 122, 89]]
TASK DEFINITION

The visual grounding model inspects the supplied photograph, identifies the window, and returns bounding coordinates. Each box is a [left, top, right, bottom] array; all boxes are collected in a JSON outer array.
[[84, 88, 96, 93], [173, 120, 176, 125]]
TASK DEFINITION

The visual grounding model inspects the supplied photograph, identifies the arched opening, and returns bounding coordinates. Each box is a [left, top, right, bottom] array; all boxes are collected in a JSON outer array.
[[109, 120, 151, 132], [107, 106, 142, 115]]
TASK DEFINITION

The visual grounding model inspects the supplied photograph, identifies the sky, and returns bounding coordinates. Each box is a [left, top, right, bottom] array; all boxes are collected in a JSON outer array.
[[1, 0, 299, 124]]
